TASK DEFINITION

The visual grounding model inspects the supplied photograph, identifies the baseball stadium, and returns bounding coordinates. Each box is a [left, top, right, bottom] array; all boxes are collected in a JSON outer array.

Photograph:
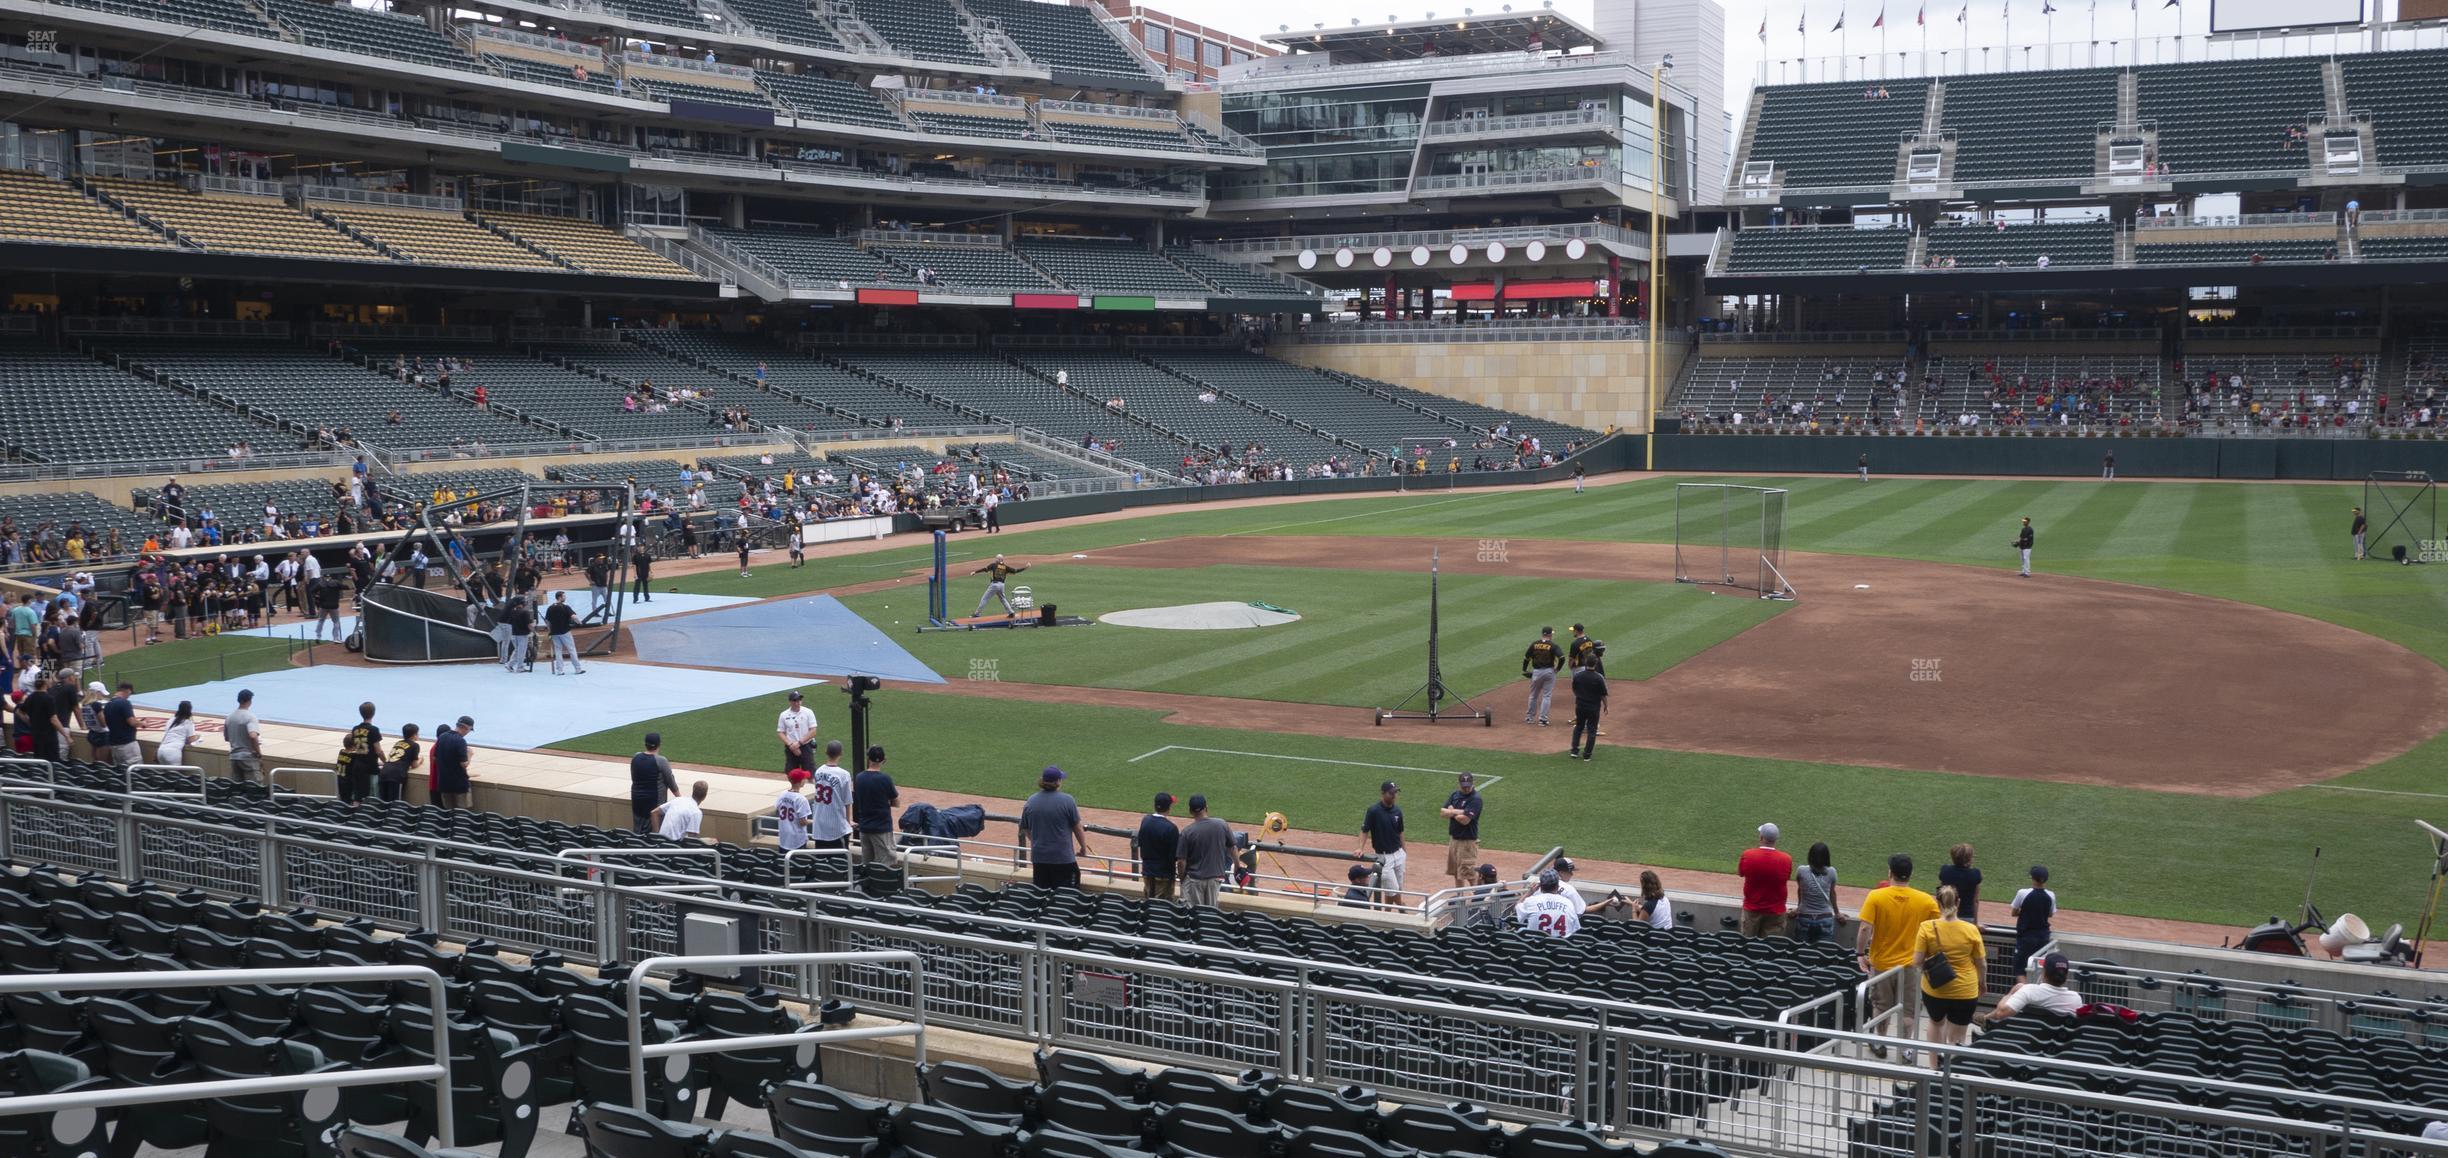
[[8, 0, 2448, 1147]]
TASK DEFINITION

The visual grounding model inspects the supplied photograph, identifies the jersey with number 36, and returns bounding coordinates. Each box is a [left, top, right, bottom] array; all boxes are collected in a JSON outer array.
[[1514, 894, 1582, 938]]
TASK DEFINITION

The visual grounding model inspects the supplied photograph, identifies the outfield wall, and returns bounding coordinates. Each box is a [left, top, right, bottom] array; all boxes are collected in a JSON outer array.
[[992, 435, 1649, 527], [1273, 338, 1666, 432], [1655, 435, 2448, 480]]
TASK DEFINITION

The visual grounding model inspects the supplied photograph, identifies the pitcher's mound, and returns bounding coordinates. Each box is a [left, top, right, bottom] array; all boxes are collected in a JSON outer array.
[[1100, 601, 1302, 630]]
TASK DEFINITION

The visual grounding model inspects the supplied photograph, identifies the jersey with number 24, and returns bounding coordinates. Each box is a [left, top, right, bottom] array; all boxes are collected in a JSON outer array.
[[1515, 894, 1581, 938]]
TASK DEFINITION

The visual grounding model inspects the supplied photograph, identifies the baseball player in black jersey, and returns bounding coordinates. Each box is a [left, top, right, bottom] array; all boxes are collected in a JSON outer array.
[[1522, 627, 1563, 726], [2352, 507, 2368, 560], [2014, 517, 2035, 577], [1567, 623, 1597, 672], [973, 554, 1028, 616]]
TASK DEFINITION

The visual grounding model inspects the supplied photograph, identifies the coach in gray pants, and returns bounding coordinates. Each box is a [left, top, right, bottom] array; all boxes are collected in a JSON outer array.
[[1522, 627, 1563, 726]]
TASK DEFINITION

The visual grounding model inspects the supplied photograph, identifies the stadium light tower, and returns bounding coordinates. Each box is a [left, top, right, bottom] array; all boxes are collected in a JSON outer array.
[[1646, 53, 1673, 470]]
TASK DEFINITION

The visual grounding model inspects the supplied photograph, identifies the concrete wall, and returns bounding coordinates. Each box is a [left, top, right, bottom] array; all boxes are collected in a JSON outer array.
[[1658, 432, 2448, 480], [1275, 338, 1670, 432]]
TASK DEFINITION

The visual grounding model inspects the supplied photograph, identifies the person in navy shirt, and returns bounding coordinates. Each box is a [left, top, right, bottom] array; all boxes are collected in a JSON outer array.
[[852, 745, 898, 868]]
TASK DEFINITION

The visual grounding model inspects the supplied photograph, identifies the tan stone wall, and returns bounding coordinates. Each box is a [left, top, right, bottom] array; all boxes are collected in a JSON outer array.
[[1274, 339, 1665, 432]]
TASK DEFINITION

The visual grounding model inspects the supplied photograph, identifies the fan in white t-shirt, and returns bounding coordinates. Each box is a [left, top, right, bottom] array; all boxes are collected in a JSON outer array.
[[1986, 951, 2086, 1025], [655, 780, 708, 842], [1513, 870, 1582, 939]]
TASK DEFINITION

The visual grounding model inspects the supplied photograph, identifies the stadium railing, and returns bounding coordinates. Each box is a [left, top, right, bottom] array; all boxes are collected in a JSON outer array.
[[0, 965, 460, 1142], [7, 777, 2448, 1151], [1283, 320, 1646, 345]]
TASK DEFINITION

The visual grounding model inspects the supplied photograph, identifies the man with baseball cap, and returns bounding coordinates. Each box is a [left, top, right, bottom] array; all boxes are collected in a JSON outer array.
[[1513, 868, 1581, 938], [1359, 781, 1406, 906], [776, 769, 815, 852], [1017, 766, 1088, 889], [1737, 823, 1793, 938], [776, 689, 818, 775], [1440, 773, 1484, 890], [1136, 792, 1180, 901], [1986, 952, 2083, 1023]]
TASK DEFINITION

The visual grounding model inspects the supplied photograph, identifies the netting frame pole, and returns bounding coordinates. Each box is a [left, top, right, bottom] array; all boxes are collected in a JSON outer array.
[[2363, 471, 2436, 564], [1672, 482, 1796, 601]]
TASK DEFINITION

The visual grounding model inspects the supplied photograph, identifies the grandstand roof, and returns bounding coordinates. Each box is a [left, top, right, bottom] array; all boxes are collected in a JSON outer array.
[[1258, 9, 1600, 60]]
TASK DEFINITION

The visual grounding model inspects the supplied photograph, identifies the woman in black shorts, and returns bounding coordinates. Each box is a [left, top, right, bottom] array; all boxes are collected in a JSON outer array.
[[1915, 883, 1986, 1060]]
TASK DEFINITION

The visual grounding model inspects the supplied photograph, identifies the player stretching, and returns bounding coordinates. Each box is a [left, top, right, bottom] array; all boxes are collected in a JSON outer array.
[[973, 554, 1028, 617]]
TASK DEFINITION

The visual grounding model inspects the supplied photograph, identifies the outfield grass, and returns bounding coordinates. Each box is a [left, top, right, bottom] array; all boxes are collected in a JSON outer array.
[[90, 633, 333, 699], [837, 563, 1783, 706]]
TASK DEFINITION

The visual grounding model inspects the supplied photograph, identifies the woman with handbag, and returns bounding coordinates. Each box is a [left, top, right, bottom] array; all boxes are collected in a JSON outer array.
[[1915, 884, 1985, 1060]]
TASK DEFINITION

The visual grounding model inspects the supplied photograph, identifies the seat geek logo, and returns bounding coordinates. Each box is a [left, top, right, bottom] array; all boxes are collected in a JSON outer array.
[[26, 29, 58, 52], [1910, 658, 1942, 683], [2422, 539, 2448, 565], [1477, 538, 1508, 564]]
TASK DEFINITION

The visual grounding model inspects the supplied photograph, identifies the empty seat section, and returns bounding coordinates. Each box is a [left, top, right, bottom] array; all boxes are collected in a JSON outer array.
[[2134, 238, 2333, 265], [365, 339, 714, 439], [963, 0, 1152, 79], [1674, 354, 1915, 426], [1016, 237, 1208, 295], [836, 350, 1193, 470], [0, 339, 273, 464], [630, 75, 778, 112], [1741, 78, 1928, 190], [905, 107, 1037, 139], [722, 0, 845, 49], [758, 71, 904, 128], [2136, 57, 2322, 175], [1164, 247, 1317, 301], [1924, 220, 2114, 268], [1941, 68, 2117, 183], [2340, 50, 2448, 170], [2364, 235, 2448, 262], [624, 332, 971, 430], [843, 0, 989, 65], [100, 338, 543, 450], [703, 227, 915, 288], [481, 214, 695, 278], [86, 179, 384, 261], [869, 242, 1060, 293], [1011, 352, 1350, 466], [1148, 353, 1480, 450], [0, 168, 172, 249], [47, 0, 271, 34], [316, 204, 565, 271], [482, 52, 618, 92], [1040, 119, 1194, 151], [262, 0, 484, 72], [1722, 226, 1912, 272]]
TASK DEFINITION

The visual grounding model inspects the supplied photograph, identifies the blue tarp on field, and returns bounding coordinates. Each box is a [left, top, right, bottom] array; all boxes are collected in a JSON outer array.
[[626, 594, 947, 685]]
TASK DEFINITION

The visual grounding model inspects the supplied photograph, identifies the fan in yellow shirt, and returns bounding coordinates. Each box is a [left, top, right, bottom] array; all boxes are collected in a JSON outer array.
[[1914, 883, 1986, 1059], [1855, 853, 1940, 1059]]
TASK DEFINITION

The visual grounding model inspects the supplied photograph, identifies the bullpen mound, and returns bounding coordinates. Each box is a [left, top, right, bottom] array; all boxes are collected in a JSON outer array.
[[1100, 601, 1302, 630]]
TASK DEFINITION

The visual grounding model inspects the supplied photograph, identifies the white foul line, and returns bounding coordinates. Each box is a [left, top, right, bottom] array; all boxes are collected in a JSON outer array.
[[2298, 784, 2448, 800], [1127, 745, 1500, 788]]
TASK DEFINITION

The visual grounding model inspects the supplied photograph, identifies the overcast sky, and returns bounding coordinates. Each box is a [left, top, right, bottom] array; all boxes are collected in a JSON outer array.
[[1162, 0, 2386, 139]]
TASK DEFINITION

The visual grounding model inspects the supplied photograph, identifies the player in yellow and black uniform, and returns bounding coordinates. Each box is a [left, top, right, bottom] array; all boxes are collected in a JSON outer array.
[[1567, 624, 1598, 672], [1522, 627, 1563, 726], [972, 554, 1029, 617]]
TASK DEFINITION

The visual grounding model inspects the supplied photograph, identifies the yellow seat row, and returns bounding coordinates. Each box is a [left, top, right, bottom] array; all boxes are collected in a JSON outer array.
[[0, 169, 173, 249], [318, 204, 564, 271], [484, 213, 695, 278], [86, 178, 383, 260]]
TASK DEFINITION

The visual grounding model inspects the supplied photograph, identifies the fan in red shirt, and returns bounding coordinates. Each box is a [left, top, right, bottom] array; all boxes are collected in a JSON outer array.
[[1737, 823, 1795, 938]]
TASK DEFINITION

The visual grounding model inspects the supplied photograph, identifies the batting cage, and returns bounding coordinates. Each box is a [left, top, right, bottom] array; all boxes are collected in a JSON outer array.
[[1673, 482, 1797, 600], [2363, 471, 2438, 565]]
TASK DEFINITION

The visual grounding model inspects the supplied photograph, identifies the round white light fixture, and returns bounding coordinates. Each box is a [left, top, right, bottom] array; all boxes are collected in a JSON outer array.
[[1485, 242, 1507, 262], [1447, 243, 1469, 264], [1297, 249, 1318, 269], [1565, 237, 1588, 259], [1334, 246, 1355, 267], [1525, 240, 1547, 261], [1372, 246, 1393, 266], [1411, 245, 1432, 265]]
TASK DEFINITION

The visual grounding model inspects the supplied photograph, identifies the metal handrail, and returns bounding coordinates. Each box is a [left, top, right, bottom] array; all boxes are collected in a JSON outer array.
[[625, 952, 924, 1110], [0, 966, 455, 1144]]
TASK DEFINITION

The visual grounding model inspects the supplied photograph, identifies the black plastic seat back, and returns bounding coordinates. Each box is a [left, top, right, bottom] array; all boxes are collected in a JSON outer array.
[[767, 1078, 892, 1156], [0, 1048, 112, 1157], [1385, 1104, 1504, 1155], [1263, 1085, 1376, 1135], [1150, 1068, 1257, 1118], [1036, 1049, 1146, 1100], [1285, 1126, 1409, 1158], [918, 1060, 1034, 1125], [893, 1103, 1021, 1158], [1157, 1103, 1280, 1158], [578, 1100, 714, 1158], [1035, 1081, 1153, 1149]]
